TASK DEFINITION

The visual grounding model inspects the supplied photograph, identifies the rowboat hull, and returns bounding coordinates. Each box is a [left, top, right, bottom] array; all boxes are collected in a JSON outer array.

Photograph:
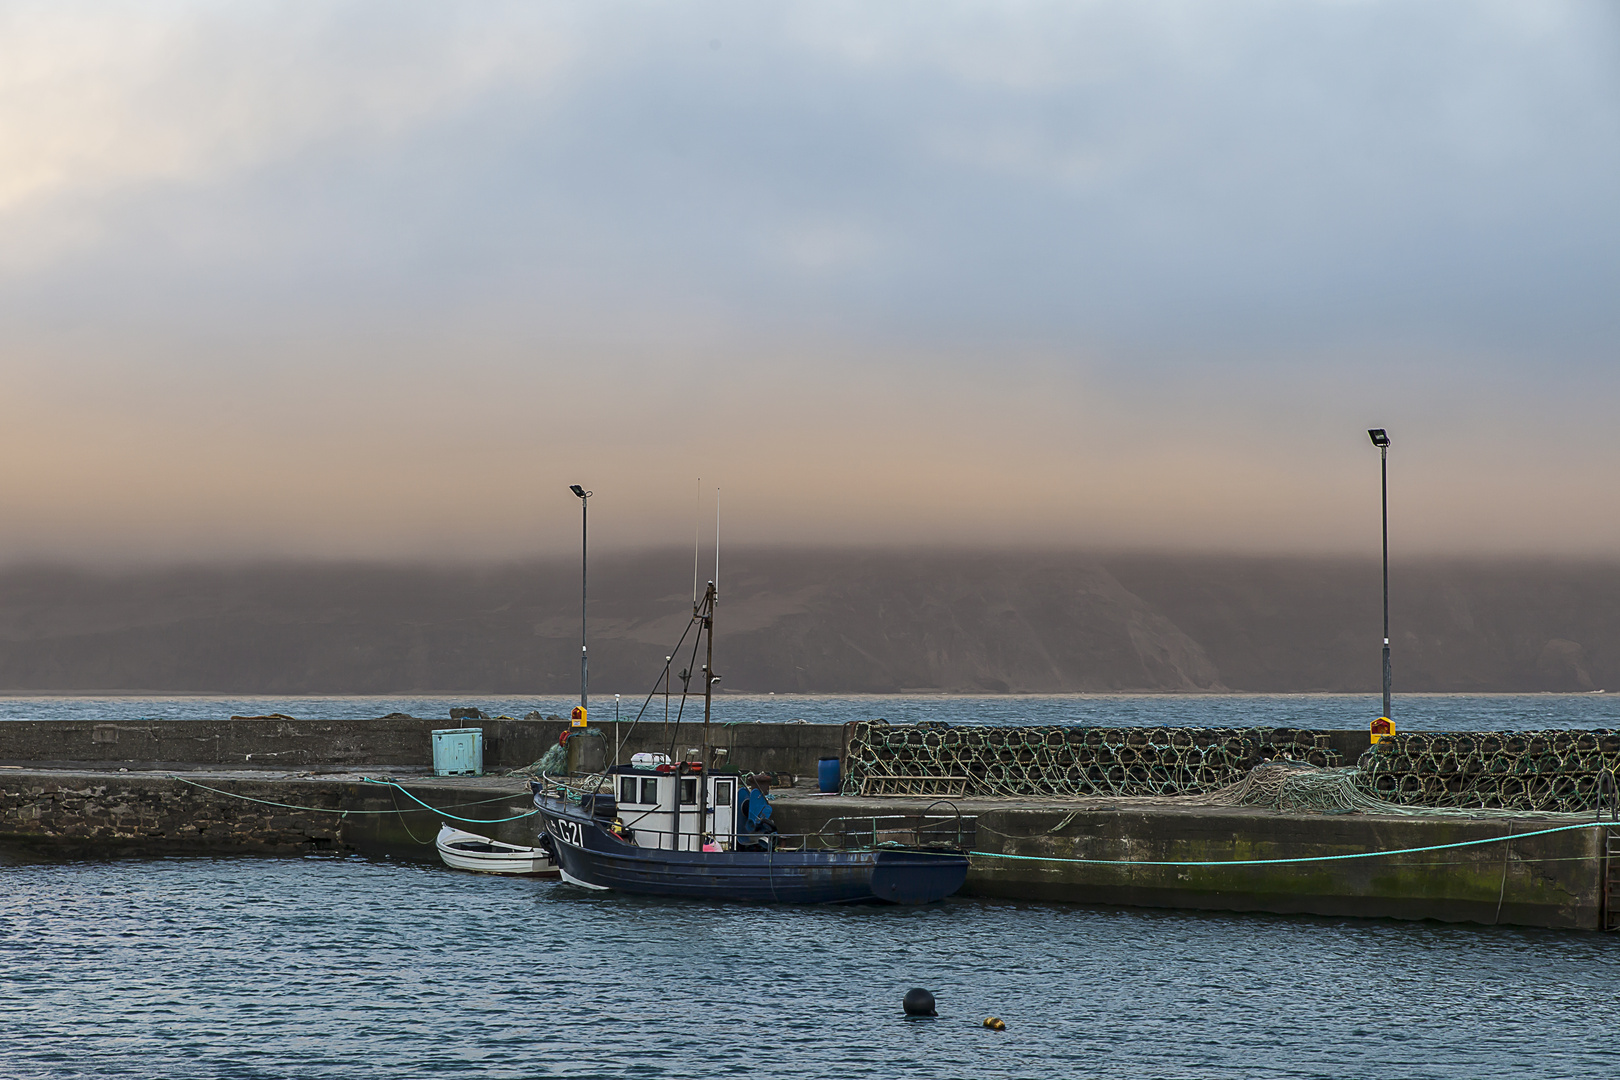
[[436, 824, 559, 877]]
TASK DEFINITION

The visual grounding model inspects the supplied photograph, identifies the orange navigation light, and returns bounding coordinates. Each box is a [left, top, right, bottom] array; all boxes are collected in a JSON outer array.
[[571, 706, 588, 728], [1370, 716, 1395, 744]]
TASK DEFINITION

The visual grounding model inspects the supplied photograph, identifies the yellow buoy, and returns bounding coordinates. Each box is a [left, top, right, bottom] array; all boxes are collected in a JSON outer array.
[[983, 1017, 1006, 1030]]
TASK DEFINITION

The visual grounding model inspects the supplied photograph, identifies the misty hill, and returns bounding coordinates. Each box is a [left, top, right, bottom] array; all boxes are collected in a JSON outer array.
[[0, 551, 1615, 694]]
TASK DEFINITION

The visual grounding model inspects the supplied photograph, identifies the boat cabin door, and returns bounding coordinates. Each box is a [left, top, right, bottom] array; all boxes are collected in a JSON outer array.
[[707, 775, 737, 848]]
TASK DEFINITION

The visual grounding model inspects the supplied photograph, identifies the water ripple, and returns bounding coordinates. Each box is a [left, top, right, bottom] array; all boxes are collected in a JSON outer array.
[[1, 855, 1618, 1078]]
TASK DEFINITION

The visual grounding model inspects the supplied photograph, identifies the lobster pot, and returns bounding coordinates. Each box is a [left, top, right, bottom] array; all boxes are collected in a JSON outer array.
[[432, 728, 485, 776]]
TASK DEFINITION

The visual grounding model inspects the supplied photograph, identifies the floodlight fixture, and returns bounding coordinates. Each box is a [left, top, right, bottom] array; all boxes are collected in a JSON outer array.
[[570, 484, 587, 498], [1367, 429, 1390, 448]]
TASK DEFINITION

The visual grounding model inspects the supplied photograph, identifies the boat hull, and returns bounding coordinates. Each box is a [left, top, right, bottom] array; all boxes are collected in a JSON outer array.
[[536, 797, 966, 904], [436, 824, 559, 877]]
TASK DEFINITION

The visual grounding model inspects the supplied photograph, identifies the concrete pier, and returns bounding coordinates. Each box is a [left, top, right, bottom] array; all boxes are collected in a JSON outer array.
[[2, 718, 1613, 931], [773, 795, 1611, 931]]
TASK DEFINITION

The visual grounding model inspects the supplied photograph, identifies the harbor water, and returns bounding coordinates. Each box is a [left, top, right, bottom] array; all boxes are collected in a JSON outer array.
[[2, 692, 1618, 730], [5, 692, 1620, 1077], [2, 853, 1619, 1079]]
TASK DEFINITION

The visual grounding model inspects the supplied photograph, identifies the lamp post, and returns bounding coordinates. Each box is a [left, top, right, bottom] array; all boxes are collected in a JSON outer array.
[[1367, 429, 1391, 720], [569, 484, 591, 721]]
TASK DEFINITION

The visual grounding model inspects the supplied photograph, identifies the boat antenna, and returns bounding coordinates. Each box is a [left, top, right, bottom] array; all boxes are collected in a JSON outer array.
[[702, 488, 719, 782], [692, 476, 702, 608], [702, 576, 715, 807]]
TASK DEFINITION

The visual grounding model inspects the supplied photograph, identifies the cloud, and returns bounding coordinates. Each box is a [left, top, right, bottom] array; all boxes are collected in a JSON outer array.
[[0, 1, 572, 266], [0, 1, 1617, 562], [0, 1, 566, 203]]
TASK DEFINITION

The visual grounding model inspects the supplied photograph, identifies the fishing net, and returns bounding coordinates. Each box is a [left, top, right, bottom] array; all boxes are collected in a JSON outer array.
[[1186, 760, 1530, 817], [507, 742, 569, 779], [1199, 760, 1384, 814], [842, 721, 1341, 798], [506, 726, 606, 781]]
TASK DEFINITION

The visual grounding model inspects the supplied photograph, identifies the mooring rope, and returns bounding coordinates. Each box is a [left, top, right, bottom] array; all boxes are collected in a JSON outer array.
[[358, 778, 540, 822], [967, 818, 1617, 867], [170, 776, 393, 815], [167, 775, 539, 824]]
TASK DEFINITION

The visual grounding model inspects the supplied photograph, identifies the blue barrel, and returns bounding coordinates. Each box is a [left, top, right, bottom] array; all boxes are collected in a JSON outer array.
[[818, 757, 841, 794]]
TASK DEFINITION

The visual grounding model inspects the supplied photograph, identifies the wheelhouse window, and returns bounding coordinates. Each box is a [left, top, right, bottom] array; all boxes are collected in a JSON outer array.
[[640, 777, 659, 804], [619, 776, 638, 805], [680, 778, 698, 805], [714, 781, 733, 806]]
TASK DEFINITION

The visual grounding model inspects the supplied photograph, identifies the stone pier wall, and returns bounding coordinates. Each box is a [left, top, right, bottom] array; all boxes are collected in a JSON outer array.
[[6, 768, 1613, 930], [770, 798, 1612, 931], [0, 771, 539, 860]]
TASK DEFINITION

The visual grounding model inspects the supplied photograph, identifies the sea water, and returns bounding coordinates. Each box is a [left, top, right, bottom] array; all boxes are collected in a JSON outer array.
[[1, 853, 1618, 1079], [1, 692, 1619, 730], [5, 696, 1620, 1077]]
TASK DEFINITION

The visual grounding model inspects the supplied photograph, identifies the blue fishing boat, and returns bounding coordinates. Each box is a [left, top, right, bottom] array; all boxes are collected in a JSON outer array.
[[530, 775, 968, 904], [533, 576, 969, 904]]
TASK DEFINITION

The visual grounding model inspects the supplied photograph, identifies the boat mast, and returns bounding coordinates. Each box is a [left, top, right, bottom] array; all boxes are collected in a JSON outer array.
[[702, 581, 714, 762], [696, 486, 719, 851], [707, 487, 718, 756], [695, 579, 715, 851]]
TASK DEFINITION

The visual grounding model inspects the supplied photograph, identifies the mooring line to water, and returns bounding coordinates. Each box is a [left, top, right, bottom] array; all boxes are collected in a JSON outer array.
[[388, 786, 430, 845], [167, 774, 539, 824], [1493, 822, 1517, 925], [968, 819, 1612, 868]]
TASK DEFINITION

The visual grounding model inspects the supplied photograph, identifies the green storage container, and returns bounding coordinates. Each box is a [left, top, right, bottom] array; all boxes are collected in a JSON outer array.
[[431, 727, 484, 776]]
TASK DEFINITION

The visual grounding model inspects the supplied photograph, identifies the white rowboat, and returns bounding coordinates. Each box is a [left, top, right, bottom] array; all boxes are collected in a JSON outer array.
[[435, 823, 558, 877]]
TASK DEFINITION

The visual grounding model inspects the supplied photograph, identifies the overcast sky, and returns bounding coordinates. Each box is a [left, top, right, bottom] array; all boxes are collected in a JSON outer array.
[[2, 0, 1618, 562]]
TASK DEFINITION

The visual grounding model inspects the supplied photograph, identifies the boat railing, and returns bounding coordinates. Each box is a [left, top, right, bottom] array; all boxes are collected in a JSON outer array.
[[533, 779, 976, 852], [564, 821, 976, 854], [817, 801, 976, 851]]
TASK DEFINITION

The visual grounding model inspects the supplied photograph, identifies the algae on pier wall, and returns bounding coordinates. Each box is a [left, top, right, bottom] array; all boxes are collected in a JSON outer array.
[[0, 772, 536, 859], [961, 804, 1606, 930]]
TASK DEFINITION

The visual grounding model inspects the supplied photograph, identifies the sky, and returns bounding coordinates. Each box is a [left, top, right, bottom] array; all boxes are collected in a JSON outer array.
[[1, 0, 1618, 563]]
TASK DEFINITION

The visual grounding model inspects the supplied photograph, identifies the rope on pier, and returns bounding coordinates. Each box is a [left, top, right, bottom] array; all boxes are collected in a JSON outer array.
[[169, 776, 396, 814], [968, 818, 1617, 868], [358, 778, 540, 822], [167, 775, 539, 824]]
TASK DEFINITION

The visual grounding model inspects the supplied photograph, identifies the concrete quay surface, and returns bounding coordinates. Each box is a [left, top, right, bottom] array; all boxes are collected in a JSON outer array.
[[0, 716, 844, 780], [2, 764, 1613, 931]]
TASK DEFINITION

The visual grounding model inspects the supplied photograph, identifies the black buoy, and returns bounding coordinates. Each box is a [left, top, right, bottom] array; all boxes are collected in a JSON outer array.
[[902, 988, 937, 1018]]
